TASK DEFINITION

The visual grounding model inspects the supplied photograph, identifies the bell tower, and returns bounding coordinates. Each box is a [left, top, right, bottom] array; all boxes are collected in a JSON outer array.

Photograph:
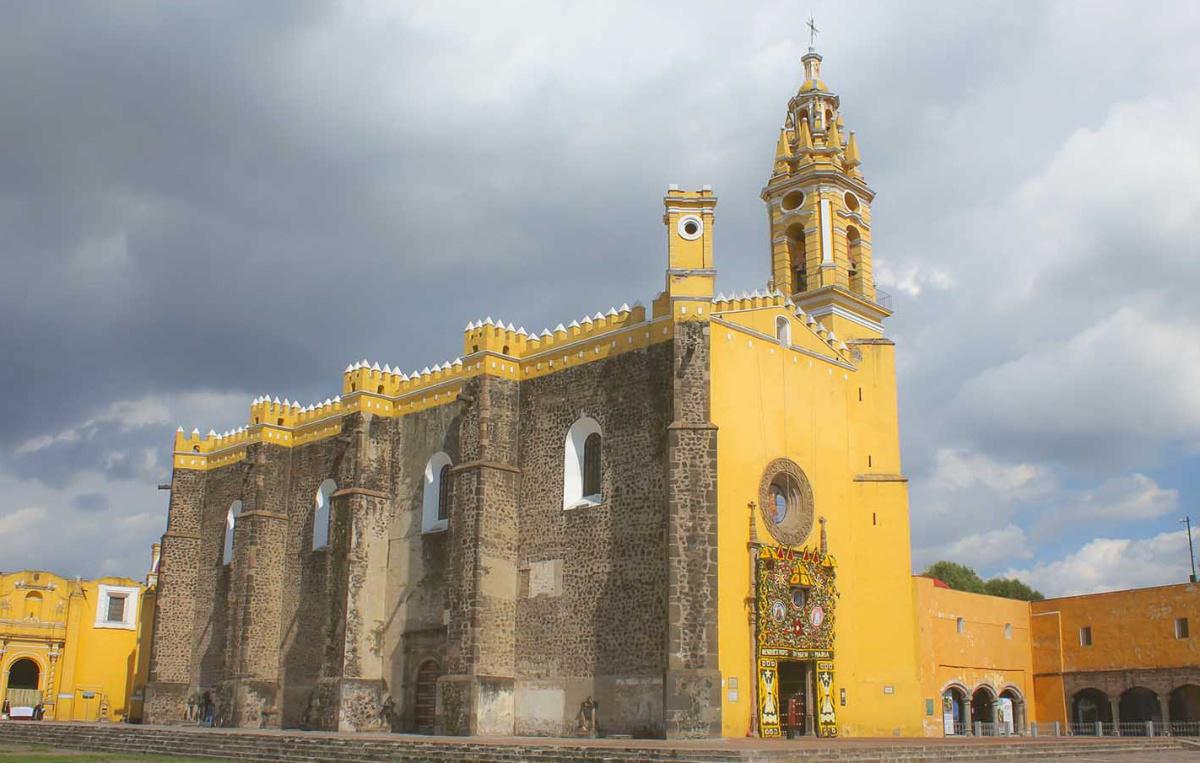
[[762, 45, 889, 338]]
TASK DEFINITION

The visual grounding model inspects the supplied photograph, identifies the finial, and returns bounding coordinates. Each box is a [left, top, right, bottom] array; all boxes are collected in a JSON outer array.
[[806, 13, 820, 50]]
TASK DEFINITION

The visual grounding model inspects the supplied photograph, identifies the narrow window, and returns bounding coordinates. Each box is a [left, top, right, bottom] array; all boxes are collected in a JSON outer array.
[[1004, 623, 1013, 640], [313, 479, 335, 550], [872, 512, 877, 526], [1079, 626, 1093, 646], [437, 464, 452, 521], [583, 433, 602, 498], [222, 500, 242, 565], [858, 387, 863, 402], [1176, 618, 1190, 639], [956, 617, 965, 634], [422, 452, 452, 533], [775, 316, 791, 347], [868, 455, 873, 467], [106, 594, 127, 624], [563, 417, 602, 508]]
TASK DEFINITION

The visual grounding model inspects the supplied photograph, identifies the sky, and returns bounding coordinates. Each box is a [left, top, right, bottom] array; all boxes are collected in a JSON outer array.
[[2, 1, 1198, 597]]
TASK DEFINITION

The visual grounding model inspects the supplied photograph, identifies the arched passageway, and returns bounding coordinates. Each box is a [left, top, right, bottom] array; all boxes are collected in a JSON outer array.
[[941, 686, 968, 735], [999, 687, 1025, 734], [1072, 688, 1112, 733], [1119, 686, 1161, 724], [971, 686, 996, 726], [1170, 684, 1200, 723], [5, 658, 42, 708]]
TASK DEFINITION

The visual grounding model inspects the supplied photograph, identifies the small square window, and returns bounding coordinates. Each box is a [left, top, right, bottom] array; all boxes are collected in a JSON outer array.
[[1004, 623, 1013, 640], [1176, 618, 1190, 639], [956, 617, 965, 634], [106, 595, 126, 624], [1079, 626, 1093, 647]]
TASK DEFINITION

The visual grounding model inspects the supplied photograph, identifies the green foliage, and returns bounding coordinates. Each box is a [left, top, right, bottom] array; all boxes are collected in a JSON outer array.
[[923, 560, 985, 594], [983, 576, 1045, 602], [923, 561, 1044, 601]]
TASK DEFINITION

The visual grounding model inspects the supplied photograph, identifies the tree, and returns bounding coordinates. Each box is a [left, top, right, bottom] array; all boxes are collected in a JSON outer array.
[[923, 561, 985, 594], [983, 577, 1045, 602], [922, 561, 1045, 601]]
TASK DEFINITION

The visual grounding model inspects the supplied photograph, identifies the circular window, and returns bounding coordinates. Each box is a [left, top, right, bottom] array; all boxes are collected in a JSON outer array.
[[758, 458, 815, 546], [781, 190, 805, 211], [843, 191, 860, 212], [678, 215, 703, 240]]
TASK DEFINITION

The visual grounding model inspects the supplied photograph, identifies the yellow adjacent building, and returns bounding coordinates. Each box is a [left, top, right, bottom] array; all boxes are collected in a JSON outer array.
[[0, 550, 157, 723]]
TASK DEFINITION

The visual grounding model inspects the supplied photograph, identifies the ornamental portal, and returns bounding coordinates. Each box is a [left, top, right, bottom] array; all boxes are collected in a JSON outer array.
[[755, 545, 838, 737]]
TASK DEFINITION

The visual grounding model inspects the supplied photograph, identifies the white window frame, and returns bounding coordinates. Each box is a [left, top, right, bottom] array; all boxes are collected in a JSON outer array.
[[313, 479, 336, 550], [422, 452, 452, 534], [95, 584, 139, 631], [563, 416, 602, 509]]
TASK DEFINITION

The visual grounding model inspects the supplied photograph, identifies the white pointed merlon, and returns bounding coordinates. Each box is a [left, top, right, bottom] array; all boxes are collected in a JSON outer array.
[[606, 307, 618, 317], [484, 316, 494, 326], [581, 315, 593, 324], [345, 364, 354, 373], [192, 428, 200, 436], [555, 323, 567, 333], [208, 429, 217, 437], [518, 327, 528, 335], [619, 303, 630, 313], [540, 329, 552, 338], [384, 364, 392, 374], [370, 361, 379, 371], [569, 320, 580, 329], [453, 357, 462, 365], [507, 322, 516, 332], [177, 425, 185, 432], [594, 312, 604, 321]]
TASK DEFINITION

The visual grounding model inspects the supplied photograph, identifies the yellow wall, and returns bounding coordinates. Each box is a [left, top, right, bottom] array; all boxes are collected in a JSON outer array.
[[912, 577, 1035, 735], [711, 307, 923, 737], [0, 570, 153, 722], [1030, 582, 1199, 724]]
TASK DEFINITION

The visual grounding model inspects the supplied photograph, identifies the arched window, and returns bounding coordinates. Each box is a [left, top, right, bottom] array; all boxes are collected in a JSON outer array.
[[313, 479, 336, 550], [437, 464, 452, 521], [23, 591, 43, 621], [422, 452, 452, 533], [786, 223, 807, 294], [583, 433, 602, 498], [847, 226, 865, 295], [775, 316, 791, 347], [222, 500, 242, 565], [563, 417, 602, 508]]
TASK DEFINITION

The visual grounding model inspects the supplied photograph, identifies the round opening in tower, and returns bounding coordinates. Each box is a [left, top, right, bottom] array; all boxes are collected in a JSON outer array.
[[781, 190, 805, 212], [843, 191, 860, 212], [677, 215, 704, 240]]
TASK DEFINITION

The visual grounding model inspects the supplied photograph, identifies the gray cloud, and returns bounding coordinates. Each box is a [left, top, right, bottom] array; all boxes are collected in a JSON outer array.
[[1, 1, 1198, 586]]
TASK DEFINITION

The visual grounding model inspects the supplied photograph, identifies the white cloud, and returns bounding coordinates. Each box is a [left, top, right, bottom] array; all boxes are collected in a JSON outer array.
[[915, 523, 1033, 571], [874, 260, 954, 298], [1004, 531, 1193, 597], [926, 448, 1050, 495], [0, 506, 48, 538], [952, 308, 1200, 468], [1034, 474, 1177, 534]]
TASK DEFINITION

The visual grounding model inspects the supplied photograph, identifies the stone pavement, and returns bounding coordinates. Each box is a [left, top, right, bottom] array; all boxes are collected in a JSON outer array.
[[0, 721, 1194, 762]]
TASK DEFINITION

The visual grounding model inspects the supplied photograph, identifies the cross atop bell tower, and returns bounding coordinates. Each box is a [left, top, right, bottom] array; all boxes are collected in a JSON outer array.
[[762, 42, 889, 338]]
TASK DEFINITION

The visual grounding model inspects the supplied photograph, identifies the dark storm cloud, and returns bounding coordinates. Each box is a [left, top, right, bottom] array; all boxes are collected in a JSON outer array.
[[1, 1, 1198, 589]]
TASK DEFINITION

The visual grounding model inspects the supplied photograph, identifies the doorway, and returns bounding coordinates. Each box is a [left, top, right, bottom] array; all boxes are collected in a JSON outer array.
[[777, 660, 814, 737], [413, 659, 440, 734], [5, 658, 42, 709]]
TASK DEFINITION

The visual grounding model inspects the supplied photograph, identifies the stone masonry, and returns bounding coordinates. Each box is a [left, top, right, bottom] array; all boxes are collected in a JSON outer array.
[[145, 326, 721, 738]]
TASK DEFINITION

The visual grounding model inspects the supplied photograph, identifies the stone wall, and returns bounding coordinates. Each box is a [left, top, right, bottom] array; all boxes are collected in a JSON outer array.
[[513, 340, 673, 737], [148, 332, 718, 738]]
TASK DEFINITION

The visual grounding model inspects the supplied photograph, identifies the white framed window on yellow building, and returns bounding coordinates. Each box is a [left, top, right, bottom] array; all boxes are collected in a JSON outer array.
[[95, 584, 139, 630]]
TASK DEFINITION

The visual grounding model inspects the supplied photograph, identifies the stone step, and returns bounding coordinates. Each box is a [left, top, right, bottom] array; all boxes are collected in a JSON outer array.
[[0, 722, 1185, 763]]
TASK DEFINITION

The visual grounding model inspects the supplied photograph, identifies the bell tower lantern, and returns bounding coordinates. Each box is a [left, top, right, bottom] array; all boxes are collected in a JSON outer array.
[[762, 45, 889, 338]]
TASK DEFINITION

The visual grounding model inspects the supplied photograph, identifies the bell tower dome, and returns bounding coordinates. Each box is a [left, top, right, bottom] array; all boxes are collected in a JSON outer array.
[[762, 45, 889, 338]]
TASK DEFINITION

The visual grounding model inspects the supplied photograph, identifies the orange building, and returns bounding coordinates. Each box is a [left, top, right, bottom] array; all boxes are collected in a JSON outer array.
[[912, 576, 1034, 736], [1031, 582, 1199, 733]]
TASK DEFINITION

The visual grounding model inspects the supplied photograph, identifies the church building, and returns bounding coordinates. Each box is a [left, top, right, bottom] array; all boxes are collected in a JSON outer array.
[[143, 45, 928, 738]]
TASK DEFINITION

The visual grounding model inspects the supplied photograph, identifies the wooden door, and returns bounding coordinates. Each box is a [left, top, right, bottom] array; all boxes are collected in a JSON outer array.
[[414, 660, 440, 734]]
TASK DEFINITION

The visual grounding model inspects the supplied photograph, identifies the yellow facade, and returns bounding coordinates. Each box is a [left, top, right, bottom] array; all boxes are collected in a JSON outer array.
[[0, 567, 155, 722], [1030, 582, 1200, 727], [912, 577, 1035, 735]]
